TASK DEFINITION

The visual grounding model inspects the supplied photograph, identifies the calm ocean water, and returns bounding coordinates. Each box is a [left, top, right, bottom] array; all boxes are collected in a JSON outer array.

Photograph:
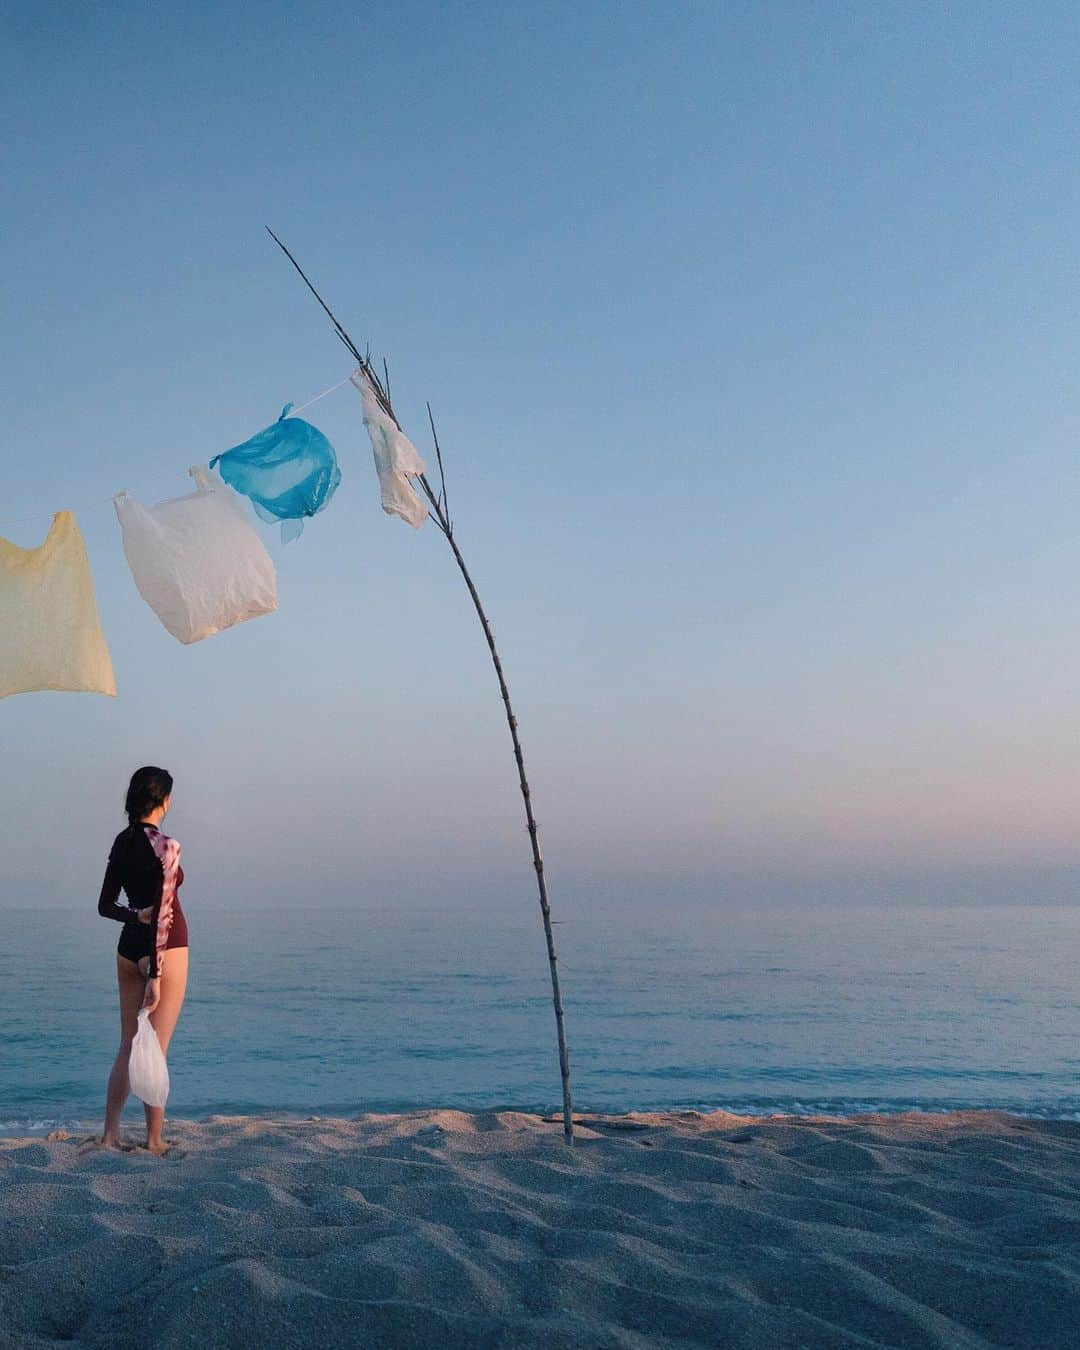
[[2, 901, 1079, 1134]]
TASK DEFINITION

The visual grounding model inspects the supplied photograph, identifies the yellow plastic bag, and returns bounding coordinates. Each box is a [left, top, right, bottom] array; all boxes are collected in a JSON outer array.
[[0, 512, 116, 699]]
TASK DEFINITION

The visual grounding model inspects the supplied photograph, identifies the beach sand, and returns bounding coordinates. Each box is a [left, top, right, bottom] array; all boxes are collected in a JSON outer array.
[[2, 1108, 1078, 1348]]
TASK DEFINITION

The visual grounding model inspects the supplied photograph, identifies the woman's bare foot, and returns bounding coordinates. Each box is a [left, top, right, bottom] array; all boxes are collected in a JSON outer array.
[[96, 1135, 133, 1151], [143, 1139, 172, 1156]]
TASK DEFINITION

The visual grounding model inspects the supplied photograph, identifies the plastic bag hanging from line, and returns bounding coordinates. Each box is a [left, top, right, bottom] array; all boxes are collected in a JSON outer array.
[[350, 369, 428, 529], [114, 466, 278, 645], [210, 405, 342, 542], [128, 1008, 169, 1107], [0, 511, 116, 699]]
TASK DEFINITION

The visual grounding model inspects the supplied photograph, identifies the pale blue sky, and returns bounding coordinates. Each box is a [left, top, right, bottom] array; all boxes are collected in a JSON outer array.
[[3, 2, 1080, 911]]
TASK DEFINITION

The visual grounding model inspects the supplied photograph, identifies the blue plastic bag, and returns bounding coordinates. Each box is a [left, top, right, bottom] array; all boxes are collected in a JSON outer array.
[[210, 405, 341, 542]]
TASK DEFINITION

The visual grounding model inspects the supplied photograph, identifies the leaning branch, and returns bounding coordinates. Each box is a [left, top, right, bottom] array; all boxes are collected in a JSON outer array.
[[266, 229, 575, 1144]]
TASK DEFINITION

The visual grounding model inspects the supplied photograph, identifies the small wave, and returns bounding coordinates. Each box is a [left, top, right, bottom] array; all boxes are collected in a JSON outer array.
[[0, 1117, 96, 1135]]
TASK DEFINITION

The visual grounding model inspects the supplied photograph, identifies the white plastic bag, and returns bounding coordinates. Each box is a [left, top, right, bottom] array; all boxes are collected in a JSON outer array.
[[350, 369, 428, 528], [114, 465, 278, 645], [129, 1008, 170, 1107]]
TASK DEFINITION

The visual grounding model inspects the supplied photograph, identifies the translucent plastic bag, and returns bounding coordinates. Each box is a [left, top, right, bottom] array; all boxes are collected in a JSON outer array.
[[129, 1008, 169, 1107], [210, 405, 342, 542], [0, 511, 116, 699], [350, 370, 428, 528], [114, 466, 278, 645]]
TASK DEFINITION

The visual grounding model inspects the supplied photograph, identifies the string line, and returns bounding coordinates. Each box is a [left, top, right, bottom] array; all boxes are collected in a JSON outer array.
[[287, 373, 353, 418], [0, 372, 354, 530]]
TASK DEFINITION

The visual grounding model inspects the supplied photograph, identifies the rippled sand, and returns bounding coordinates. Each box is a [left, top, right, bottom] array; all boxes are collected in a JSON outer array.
[[2, 1108, 1079, 1347]]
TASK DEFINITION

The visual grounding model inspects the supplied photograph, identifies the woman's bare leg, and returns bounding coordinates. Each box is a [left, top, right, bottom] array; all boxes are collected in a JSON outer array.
[[102, 955, 145, 1147], [143, 948, 188, 1154]]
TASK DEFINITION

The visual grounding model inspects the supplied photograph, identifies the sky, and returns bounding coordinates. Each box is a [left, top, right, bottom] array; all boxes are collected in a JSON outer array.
[[3, 1, 1080, 913]]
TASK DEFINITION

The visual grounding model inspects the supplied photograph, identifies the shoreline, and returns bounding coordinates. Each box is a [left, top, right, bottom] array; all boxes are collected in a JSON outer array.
[[4, 1107, 1080, 1346], [6, 1099, 1080, 1142]]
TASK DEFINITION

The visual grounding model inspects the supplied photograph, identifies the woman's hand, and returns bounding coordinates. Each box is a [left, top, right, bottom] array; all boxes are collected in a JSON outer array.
[[136, 907, 153, 925], [142, 978, 161, 1013]]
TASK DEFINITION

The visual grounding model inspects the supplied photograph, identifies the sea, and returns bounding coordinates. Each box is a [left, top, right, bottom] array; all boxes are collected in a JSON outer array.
[[2, 900, 1079, 1135]]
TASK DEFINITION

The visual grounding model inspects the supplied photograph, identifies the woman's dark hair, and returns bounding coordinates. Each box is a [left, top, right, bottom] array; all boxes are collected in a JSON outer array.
[[125, 766, 173, 823]]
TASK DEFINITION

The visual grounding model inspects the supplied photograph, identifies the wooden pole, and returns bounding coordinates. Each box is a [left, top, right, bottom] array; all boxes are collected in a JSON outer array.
[[267, 230, 575, 1143]]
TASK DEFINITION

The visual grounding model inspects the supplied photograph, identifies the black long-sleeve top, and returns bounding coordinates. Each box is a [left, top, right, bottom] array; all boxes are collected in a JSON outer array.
[[98, 822, 185, 977]]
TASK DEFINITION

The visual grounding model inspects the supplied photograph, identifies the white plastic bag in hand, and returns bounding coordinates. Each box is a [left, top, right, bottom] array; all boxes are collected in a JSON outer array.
[[129, 1008, 170, 1107]]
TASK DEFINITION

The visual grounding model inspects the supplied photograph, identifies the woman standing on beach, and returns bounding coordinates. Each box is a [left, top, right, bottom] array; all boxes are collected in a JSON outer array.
[[96, 766, 189, 1154]]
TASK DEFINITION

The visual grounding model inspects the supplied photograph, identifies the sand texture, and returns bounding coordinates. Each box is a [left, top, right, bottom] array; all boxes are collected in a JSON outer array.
[[2, 1108, 1079, 1348]]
